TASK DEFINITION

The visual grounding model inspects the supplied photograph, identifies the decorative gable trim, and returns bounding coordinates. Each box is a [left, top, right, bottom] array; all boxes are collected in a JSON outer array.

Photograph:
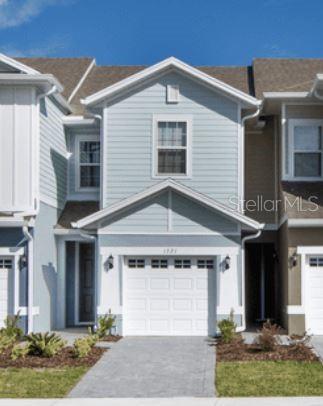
[[81, 57, 261, 108], [72, 179, 264, 230]]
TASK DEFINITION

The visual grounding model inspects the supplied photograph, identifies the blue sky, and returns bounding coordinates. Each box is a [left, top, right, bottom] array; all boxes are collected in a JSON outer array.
[[0, 0, 322, 66]]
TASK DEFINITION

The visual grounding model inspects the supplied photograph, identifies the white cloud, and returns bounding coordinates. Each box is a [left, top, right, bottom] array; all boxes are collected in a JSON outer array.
[[0, 35, 70, 56], [0, 0, 73, 29]]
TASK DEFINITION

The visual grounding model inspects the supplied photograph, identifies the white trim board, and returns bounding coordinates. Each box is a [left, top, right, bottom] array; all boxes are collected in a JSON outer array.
[[82, 57, 261, 108], [289, 219, 323, 228], [68, 59, 96, 103], [72, 178, 263, 230], [100, 246, 240, 256]]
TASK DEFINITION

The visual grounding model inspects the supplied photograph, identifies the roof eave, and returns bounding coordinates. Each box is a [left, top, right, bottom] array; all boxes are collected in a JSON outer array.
[[72, 179, 263, 231], [81, 57, 261, 108]]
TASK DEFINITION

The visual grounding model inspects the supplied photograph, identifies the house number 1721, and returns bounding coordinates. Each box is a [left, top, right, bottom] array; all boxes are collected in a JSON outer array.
[[163, 248, 177, 254]]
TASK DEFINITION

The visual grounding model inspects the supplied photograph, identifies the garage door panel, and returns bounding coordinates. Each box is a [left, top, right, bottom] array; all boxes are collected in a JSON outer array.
[[173, 278, 192, 289], [150, 278, 170, 289], [124, 257, 215, 336], [149, 298, 170, 311]]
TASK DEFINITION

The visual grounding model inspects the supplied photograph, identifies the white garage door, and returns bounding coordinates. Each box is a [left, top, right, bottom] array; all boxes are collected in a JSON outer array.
[[123, 257, 216, 336], [0, 258, 12, 328], [307, 256, 323, 334]]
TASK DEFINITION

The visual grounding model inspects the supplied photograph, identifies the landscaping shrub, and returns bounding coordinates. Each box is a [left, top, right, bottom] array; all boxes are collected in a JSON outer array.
[[27, 332, 65, 358], [218, 310, 236, 343], [73, 337, 92, 358], [254, 320, 282, 352], [0, 312, 23, 339], [0, 334, 16, 354], [11, 344, 29, 360], [96, 313, 116, 339]]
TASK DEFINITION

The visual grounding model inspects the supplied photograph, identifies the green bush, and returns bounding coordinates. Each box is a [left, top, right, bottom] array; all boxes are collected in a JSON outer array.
[[26, 332, 65, 358], [11, 344, 29, 360], [96, 313, 116, 339], [217, 310, 236, 343], [0, 312, 23, 339], [73, 337, 92, 358], [0, 334, 16, 354]]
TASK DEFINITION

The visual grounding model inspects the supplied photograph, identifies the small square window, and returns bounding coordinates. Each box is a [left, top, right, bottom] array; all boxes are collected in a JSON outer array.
[[128, 259, 145, 268], [151, 259, 168, 269], [197, 259, 214, 269], [0, 259, 12, 269], [174, 259, 191, 269], [309, 256, 323, 267]]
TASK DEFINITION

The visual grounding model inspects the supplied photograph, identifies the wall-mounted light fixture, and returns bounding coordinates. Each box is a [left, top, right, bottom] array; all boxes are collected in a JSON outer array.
[[19, 255, 27, 270], [108, 254, 114, 270], [224, 255, 231, 270], [290, 253, 298, 268]]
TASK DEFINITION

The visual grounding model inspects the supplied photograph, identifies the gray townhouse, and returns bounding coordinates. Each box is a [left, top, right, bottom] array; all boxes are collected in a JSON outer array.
[[0, 53, 322, 336]]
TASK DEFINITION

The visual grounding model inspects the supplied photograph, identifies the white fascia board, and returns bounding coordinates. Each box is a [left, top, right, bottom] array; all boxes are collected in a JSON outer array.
[[288, 218, 323, 228], [263, 92, 310, 99], [82, 57, 261, 108], [62, 115, 97, 126], [0, 53, 39, 74], [73, 179, 263, 230], [0, 73, 64, 93]]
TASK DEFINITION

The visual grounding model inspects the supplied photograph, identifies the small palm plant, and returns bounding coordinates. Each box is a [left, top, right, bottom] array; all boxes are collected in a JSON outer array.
[[26, 332, 65, 357]]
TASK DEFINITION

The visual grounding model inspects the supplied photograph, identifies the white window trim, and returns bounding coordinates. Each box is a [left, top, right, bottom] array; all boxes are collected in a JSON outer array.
[[284, 119, 323, 181], [152, 114, 192, 179], [75, 135, 100, 192]]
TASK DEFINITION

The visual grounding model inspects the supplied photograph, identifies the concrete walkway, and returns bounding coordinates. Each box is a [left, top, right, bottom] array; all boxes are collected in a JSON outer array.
[[310, 336, 323, 361], [2, 397, 323, 405], [69, 337, 215, 398]]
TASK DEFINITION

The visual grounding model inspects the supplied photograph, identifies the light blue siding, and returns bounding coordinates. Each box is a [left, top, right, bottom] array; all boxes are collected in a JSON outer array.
[[66, 126, 100, 201], [172, 192, 237, 233], [33, 202, 60, 331], [104, 71, 239, 208], [101, 192, 168, 232], [100, 190, 238, 234], [40, 98, 68, 208]]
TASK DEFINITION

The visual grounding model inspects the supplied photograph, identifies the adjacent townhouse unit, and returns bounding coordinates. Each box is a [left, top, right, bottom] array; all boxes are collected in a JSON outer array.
[[0, 53, 322, 336]]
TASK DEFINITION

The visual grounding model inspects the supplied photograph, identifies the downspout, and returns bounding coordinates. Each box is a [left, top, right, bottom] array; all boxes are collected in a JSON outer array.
[[22, 221, 34, 334], [80, 231, 98, 329], [240, 227, 264, 332], [313, 89, 323, 101], [241, 104, 262, 213]]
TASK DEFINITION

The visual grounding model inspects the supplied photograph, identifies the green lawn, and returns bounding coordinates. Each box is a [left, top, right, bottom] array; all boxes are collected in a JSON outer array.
[[0, 367, 88, 398], [217, 361, 323, 397]]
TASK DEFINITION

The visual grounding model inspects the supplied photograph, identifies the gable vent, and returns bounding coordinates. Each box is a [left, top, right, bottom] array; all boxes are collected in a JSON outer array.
[[167, 84, 180, 103]]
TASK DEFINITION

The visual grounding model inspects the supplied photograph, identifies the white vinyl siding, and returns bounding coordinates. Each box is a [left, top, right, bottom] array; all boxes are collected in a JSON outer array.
[[104, 71, 239, 207], [0, 87, 37, 212]]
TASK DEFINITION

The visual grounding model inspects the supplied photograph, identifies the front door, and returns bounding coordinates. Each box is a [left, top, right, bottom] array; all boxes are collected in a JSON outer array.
[[78, 243, 95, 323]]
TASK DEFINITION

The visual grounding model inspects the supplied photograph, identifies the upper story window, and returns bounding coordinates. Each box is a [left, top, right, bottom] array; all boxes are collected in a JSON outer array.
[[153, 115, 192, 178], [77, 136, 100, 190], [285, 119, 323, 180]]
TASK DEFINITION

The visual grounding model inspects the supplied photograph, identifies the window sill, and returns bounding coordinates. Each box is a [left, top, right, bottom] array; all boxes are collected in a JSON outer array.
[[76, 187, 100, 193], [152, 174, 192, 180], [282, 177, 323, 182]]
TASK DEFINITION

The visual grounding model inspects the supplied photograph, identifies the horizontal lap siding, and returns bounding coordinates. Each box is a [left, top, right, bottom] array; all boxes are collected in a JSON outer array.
[[172, 192, 237, 233], [104, 72, 239, 209], [40, 98, 67, 208]]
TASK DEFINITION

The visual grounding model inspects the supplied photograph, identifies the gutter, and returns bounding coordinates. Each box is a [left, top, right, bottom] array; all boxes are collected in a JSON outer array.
[[22, 221, 34, 334]]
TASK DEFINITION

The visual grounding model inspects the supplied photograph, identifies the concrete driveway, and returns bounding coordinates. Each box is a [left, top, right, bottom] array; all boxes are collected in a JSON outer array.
[[69, 337, 215, 398]]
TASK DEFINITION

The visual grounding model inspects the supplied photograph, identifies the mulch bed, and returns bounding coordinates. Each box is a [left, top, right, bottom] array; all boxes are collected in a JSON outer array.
[[216, 338, 318, 362], [0, 346, 106, 368], [100, 335, 122, 342]]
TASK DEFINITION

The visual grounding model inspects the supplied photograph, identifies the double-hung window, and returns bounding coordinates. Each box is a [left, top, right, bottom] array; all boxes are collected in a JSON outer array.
[[77, 137, 100, 189], [286, 120, 323, 179], [153, 115, 192, 177]]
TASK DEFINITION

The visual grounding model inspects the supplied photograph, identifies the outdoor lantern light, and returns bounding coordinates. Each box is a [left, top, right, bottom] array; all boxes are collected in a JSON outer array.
[[224, 255, 231, 270], [108, 254, 114, 270], [290, 253, 298, 268], [19, 254, 27, 270]]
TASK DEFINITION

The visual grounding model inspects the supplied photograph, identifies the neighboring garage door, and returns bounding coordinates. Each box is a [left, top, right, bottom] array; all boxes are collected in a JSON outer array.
[[123, 257, 216, 336], [0, 258, 13, 328], [307, 256, 323, 334]]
